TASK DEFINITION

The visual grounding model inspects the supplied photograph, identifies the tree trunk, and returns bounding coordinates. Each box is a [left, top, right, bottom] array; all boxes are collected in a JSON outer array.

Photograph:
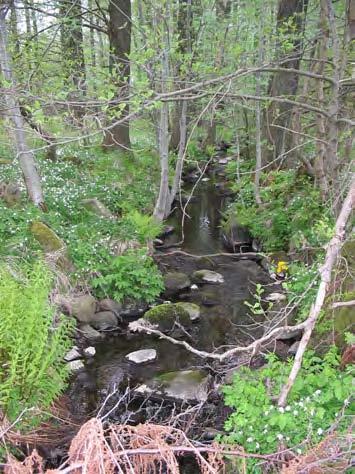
[[170, 0, 192, 151], [255, 11, 264, 206], [23, 0, 32, 36], [103, 0, 131, 152], [153, 9, 171, 222], [0, 4, 44, 207], [9, 0, 19, 55], [59, 0, 86, 120], [263, 0, 308, 166]]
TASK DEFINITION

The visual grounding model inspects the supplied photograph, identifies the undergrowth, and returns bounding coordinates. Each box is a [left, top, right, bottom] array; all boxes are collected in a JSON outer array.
[[0, 260, 73, 428], [0, 145, 160, 280], [220, 347, 354, 472], [224, 169, 333, 252]]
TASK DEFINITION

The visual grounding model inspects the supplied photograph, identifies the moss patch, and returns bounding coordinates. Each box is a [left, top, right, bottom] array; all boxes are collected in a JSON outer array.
[[144, 303, 191, 331]]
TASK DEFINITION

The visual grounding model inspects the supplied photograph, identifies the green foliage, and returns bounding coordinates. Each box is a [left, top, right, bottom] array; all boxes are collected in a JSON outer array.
[[282, 262, 320, 321], [0, 260, 73, 427], [225, 170, 332, 251], [0, 144, 160, 279], [244, 283, 272, 316], [92, 249, 164, 303], [120, 210, 162, 244], [221, 347, 354, 469]]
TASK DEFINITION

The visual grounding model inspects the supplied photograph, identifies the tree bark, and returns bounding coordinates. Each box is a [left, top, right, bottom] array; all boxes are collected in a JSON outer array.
[[153, 12, 171, 222], [103, 0, 131, 152], [263, 0, 308, 166], [169, 0, 192, 151], [60, 0, 86, 87], [0, 4, 44, 207], [278, 176, 355, 407], [59, 0, 86, 120]]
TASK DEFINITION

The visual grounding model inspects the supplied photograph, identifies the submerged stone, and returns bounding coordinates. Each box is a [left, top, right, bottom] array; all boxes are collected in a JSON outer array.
[[143, 303, 191, 331], [193, 269, 224, 284], [126, 349, 157, 364], [135, 370, 210, 403]]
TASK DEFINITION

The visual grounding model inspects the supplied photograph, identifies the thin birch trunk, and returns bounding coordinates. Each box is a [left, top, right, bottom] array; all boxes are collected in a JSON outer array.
[[169, 100, 188, 209], [254, 13, 264, 206], [153, 5, 171, 222], [0, 4, 44, 207]]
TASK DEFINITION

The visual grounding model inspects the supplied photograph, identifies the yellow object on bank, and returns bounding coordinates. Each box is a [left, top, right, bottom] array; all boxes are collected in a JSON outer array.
[[276, 261, 288, 274]]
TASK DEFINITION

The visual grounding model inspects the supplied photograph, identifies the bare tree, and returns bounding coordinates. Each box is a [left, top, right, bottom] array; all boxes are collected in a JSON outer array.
[[0, 3, 44, 208]]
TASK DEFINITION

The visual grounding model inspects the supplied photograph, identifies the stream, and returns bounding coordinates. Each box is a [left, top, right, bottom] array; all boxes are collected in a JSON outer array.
[[69, 165, 279, 447]]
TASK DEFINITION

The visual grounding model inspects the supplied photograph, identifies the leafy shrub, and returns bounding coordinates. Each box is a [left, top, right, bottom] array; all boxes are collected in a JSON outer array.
[[0, 260, 73, 427], [221, 347, 354, 469], [119, 210, 162, 243], [92, 249, 164, 303], [225, 170, 331, 251]]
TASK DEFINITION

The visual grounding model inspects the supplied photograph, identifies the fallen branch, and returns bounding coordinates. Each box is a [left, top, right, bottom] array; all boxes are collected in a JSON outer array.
[[155, 250, 262, 259], [330, 300, 355, 309], [277, 176, 355, 407], [134, 321, 306, 362]]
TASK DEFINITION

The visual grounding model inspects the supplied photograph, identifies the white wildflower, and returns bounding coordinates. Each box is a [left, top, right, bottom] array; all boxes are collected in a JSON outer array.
[[247, 437, 253, 443], [317, 428, 323, 435]]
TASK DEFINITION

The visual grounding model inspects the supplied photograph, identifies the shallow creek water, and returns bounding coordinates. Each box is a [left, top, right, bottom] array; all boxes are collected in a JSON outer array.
[[71, 175, 276, 422]]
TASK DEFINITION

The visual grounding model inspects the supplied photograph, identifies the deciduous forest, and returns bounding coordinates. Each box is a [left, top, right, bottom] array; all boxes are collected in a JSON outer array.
[[0, 0, 354, 472]]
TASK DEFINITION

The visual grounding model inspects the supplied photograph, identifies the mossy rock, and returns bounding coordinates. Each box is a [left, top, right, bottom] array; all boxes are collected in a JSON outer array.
[[163, 272, 191, 295], [30, 221, 73, 270], [30, 221, 65, 252], [144, 303, 191, 331], [81, 198, 113, 218], [176, 302, 201, 321]]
